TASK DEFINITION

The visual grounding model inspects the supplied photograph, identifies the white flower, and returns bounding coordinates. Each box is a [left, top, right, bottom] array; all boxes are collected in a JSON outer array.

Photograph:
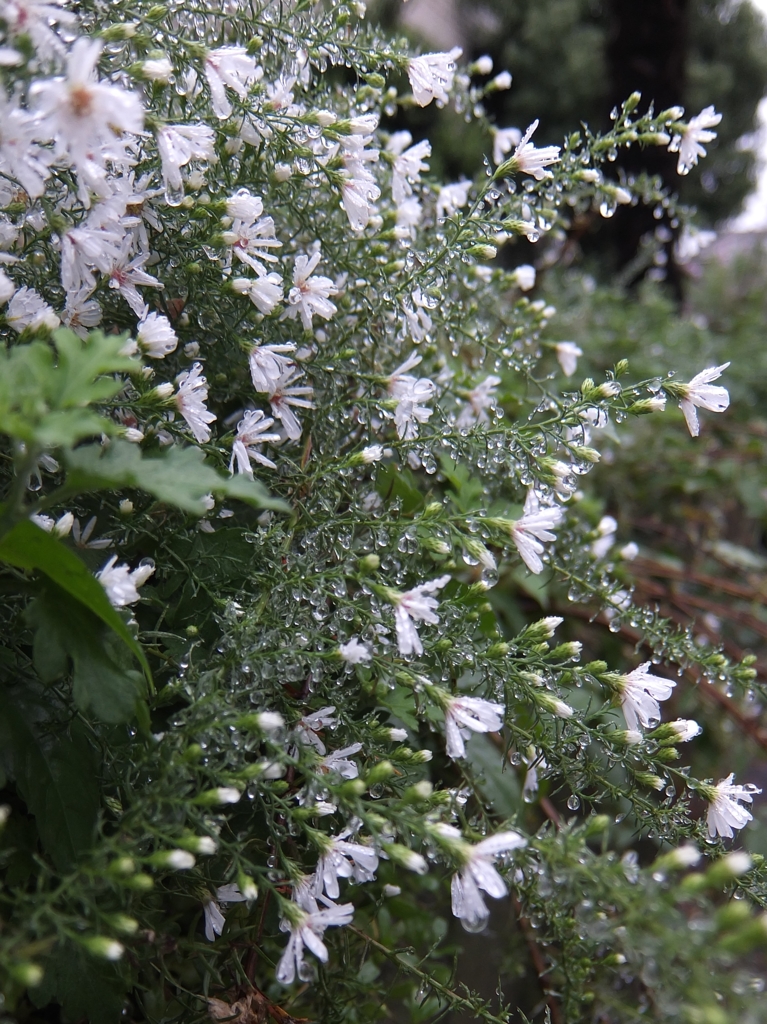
[[319, 743, 363, 779], [296, 706, 338, 754], [5, 286, 59, 332], [0, 270, 14, 305], [450, 830, 526, 931], [0, 0, 77, 57], [62, 287, 102, 338], [107, 242, 163, 318], [340, 163, 381, 232], [391, 574, 451, 657], [248, 343, 296, 392], [591, 515, 617, 560], [232, 273, 284, 315], [285, 251, 337, 331], [267, 367, 314, 441], [0, 86, 52, 198], [407, 48, 462, 107], [276, 901, 354, 985], [474, 55, 493, 75], [394, 196, 422, 238], [436, 180, 471, 220], [512, 264, 536, 291], [97, 555, 154, 608], [204, 46, 260, 119], [388, 353, 436, 440], [338, 638, 372, 665], [554, 341, 582, 378], [229, 409, 281, 475], [620, 542, 639, 561], [157, 124, 216, 196], [387, 132, 431, 206], [443, 695, 505, 759], [31, 511, 73, 536], [492, 126, 522, 166], [510, 120, 561, 180], [175, 362, 216, 444], [673, 363, 730, 438], [456, 375, 501, 427], [509, 490, 564, 575], [203, 884, 249, 942], [223, 201, 281, 275], [706, 774, 761, 839], [314, 836, 379, 899], [668, 719, 702, 743], [30, 38, 143, 205], [136, 312, 178, 359], [491, 71, 512, 91], [617, 662, 676, 733], [670, 106, 721, 175]]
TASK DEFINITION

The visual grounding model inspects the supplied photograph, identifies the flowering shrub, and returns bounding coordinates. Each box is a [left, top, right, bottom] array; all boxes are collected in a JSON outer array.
[[0, 1, 765, 1021]]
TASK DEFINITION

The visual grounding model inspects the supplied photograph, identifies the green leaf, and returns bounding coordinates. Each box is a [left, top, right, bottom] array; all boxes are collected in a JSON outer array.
[[379, 683, 419, 732], [0, 330, 140, 447], [0, 520, 151, 680], [31, 941, 130, 1024], [25, 584, 144, 723], [0, 686, 100, 869], [64, 439, 288, 515]]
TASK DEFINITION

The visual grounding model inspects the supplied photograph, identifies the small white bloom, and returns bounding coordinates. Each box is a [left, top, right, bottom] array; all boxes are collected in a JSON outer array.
[[444, 695, 505, 759], [674, 363, 730, 438], [492, 126, 522, 166], [383, 884, 401, 897], [670, 106, 721, 175], [175, 363, 216, 444], [388, 132, 431, 206], [296, 706, 338, 755], [141, 57, 173, 82], [706, 774, 761, 839], [204, 46, 260, 119], [388, 352, 435, 440], [451, 830, 526, 931], [229, 409, 281, 475], [491, 71, 512, 91], [407, 48, 462, 107], [360, 444, 384, 463], [276, 901, 354, 985], [456, 375, 501, 428], [234, 272, 284, 314], [512, 264, 536, 291], [107, 243, 163, 318], [391, 574, 451, 657], [510, 120, 561, 180], [5, 287, 59, 333], [165, 849, 196, 870], [338, 638, 372, 665], [555, 341, 583, 377], [509, 490, 564, 575], [591, 515, 617, 560], [315, 835, 379, 898], [157, 124, 216, 196], [620, 542, 639, 560], [388, 728, 408, 742], [97, 555, 154, 608], [137, 312, 178, 359], [474, 55, 493, 75], [203, 884, 249, 941], [248, 342, 296, 393], [436, 180, 471, 220], [285, 251, 337, 331], [319, 743, 363, 779], [268, 367, 314, 441], [618, 662, 676, 733], [62, 286, 102, 338], [212, 787, 241, 804]]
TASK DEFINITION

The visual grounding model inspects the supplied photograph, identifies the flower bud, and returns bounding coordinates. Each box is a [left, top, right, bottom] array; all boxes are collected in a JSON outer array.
[[654, 844, 701, 871], [108, 914, 140, 935], [383, 843, 428, 874], [611, 729, 643, 746], [486, 641, 511, 658], [410, 749, 433, 764], [151, 849, 196, 870], [366, 760, 395, 785], [179, 835, 218, 855], [82, 937, 124, 960], [388, 727, 408, 742], [10, 962, 44, 986], [238, 873, 259, 900], [406, 780, 433, 801], [122, 873, 155, 890], [550, 641, 582, 660], [359, 553, 380, 572], [193, 787, 242, 806], [628, 397, 667, 415], [707, 852, 753, 885], [108, 856, 136, 876], [533, 691, 574, 719], [634, 771, 665, 791], [466, 244, 498, 260], [573, 446, 601, 463]]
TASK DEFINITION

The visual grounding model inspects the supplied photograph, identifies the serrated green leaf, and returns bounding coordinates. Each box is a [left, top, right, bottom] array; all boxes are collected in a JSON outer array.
[[0, 330, 140, 447], [0, 520, 151, 681], [0, 686, 100, 869], [64, 439, 288, 515], [25, 584, 145, 723]]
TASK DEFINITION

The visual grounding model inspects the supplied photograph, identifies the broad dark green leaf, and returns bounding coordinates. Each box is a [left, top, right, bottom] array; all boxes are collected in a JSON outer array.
[[65, 439, 288, 515], [26, 585, 144, 723], [31, 941, 129, 1024], [0, 520, 150, 679], [0, 686, 100, 869]]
